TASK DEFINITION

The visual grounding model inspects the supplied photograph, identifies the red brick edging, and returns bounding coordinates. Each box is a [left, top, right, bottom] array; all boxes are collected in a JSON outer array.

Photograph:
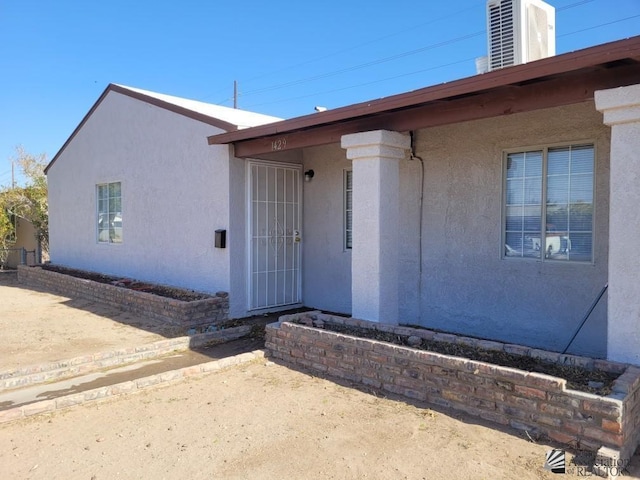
[[17, 265, 228, 328], [265, 311, 640, 467]]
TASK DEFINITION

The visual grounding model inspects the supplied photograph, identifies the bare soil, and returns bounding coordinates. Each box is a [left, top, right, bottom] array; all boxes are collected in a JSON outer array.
[[2, 272, 639, 479], [302, 320, 619, 395], [40, 264, 210, 301], [0, 360, 614, 480], [0, 271, 174, 372]]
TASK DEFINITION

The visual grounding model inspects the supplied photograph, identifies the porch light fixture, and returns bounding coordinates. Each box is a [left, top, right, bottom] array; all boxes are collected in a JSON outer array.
[[304, 170, 315, 182]]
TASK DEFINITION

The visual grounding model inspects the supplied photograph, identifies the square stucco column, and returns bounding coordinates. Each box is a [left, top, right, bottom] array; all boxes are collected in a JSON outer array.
[[595, 84, 640, 365], [341, 130, 410, 324]]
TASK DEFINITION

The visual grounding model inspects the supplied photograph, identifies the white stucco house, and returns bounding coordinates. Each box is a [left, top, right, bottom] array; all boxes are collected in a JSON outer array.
[[46, 36, 640, 364]]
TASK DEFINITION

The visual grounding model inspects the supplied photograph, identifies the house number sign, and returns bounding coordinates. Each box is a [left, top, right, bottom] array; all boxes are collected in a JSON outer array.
[[271, 137, 287, 151]]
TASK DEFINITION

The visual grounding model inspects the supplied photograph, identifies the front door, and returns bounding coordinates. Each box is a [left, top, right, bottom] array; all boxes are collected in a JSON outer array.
[[248, 161, 302, 310]]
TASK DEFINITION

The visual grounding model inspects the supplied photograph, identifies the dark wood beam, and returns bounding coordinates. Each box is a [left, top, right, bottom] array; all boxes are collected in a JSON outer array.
[[232, 64, 639, 158], [208, 36, 640, 148]]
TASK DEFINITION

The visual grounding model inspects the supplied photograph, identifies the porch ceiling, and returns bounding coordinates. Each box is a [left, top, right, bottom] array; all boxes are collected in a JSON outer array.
[[207, 36, 640, 158]]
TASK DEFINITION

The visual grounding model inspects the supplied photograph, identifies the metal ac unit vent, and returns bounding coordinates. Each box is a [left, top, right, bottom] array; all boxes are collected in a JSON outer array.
[[487, 0, 555, 71]]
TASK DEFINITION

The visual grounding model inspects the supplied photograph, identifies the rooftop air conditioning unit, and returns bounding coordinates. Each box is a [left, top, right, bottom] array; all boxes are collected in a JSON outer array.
[[487, 0, 555, 71]]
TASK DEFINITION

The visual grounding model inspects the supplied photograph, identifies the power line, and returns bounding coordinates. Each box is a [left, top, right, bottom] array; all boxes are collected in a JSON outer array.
[[244, 57, 476, 110], [241, 31, 484, 98], [243, 11, 639, 111], [556, 0, 597, 12], [227, 0, 602, 104], [558, 13, 640, 37], [201, 2, 484, 102], [239, 3, 483, 85]]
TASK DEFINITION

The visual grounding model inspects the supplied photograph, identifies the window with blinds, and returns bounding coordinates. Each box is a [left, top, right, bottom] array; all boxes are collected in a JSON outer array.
[[504, 144, 594, 262], [344, 169, 353, 250]]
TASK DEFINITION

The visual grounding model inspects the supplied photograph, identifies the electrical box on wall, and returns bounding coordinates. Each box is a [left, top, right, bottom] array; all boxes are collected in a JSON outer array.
[[215, 229, 226, 248]]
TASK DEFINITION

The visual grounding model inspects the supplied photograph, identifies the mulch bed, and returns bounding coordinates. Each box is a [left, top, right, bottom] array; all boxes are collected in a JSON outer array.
[[41, 264, 210, 301], [292, 319, 619, 396]]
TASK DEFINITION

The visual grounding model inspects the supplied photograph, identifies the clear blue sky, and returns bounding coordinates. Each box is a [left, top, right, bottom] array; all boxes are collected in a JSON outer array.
[[1, 0, 638, 186]]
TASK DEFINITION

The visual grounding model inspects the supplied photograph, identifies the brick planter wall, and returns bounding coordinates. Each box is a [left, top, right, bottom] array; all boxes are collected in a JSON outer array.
[[18, 265, 228, 329], [265, 312, 640, 468]]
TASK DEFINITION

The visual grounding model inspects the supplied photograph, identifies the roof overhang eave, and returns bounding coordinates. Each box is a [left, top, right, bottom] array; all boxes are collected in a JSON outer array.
[[207, 35, 640, 150]]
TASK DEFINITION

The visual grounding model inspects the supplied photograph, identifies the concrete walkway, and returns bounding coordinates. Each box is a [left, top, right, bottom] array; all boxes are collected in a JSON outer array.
[[0, 337, 264, 414], [0, 336, 267, 424]]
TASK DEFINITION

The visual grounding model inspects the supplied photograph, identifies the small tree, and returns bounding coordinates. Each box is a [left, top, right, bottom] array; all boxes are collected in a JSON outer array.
[[0, 147, 48, 265]]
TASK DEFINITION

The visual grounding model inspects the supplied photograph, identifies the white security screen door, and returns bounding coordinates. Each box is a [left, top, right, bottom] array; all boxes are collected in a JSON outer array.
[[248, 162, 302, 310]]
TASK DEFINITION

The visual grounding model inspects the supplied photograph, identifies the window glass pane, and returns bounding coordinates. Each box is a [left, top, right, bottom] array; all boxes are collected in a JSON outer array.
[[547, 147, 570, 175], [523, 206, 541, 232], [546, 145, 594, 262], [524, 151, 542, 177], [505, 232, 542, 259], [504, 152, 541, 259], [570, 173, 593, 203], [506, 153, 524, 178], [97, 182, 122, 244], [544, 232, 571, 259], [547, 175, 569, 204], [524, 234, 543, 258], [524, 177, 541, 204], [569, 204, 593, 231], [109, 211, 122, 243], [566, 144, 594, 174], [546, 204, 568, 232], [109, 182, 121, 197], [506, 178, 523, 205], [566, 233, 592, 262], [111, 197, 122, 213], [504, 144, 593, 262], [344, 170, 353, 250], [505, 232, 523, 257], [505, 206, 523, 231]]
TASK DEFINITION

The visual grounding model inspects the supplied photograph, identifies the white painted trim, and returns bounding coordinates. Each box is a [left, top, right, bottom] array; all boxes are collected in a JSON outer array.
[[246, 160, 303, 311]]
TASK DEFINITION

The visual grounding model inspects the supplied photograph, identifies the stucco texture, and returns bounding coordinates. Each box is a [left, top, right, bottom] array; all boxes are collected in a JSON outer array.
[[47, 91, 232, 296], [297, 101, 609, 357], [410, 101, 610, 357], [301, 144, 352, 315]]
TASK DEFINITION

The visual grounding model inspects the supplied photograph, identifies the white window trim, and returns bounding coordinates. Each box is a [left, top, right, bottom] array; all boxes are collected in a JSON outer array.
[[501, 141, 596, 264], [96, 181, 122, 245]]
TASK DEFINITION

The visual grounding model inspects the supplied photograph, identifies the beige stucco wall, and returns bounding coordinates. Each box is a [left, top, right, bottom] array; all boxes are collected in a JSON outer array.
[[47, 91, 233, 296], [410, 100, 610, 357], [4, 217, 39, 267], [302, 144, 352, 314], [297, 101, 609, 356]]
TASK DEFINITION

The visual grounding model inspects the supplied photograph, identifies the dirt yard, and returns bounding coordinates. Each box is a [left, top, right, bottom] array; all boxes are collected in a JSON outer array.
[[0, 360, 592, 480], [1, 270, 638, 479], [0, 271, 170, 372]]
